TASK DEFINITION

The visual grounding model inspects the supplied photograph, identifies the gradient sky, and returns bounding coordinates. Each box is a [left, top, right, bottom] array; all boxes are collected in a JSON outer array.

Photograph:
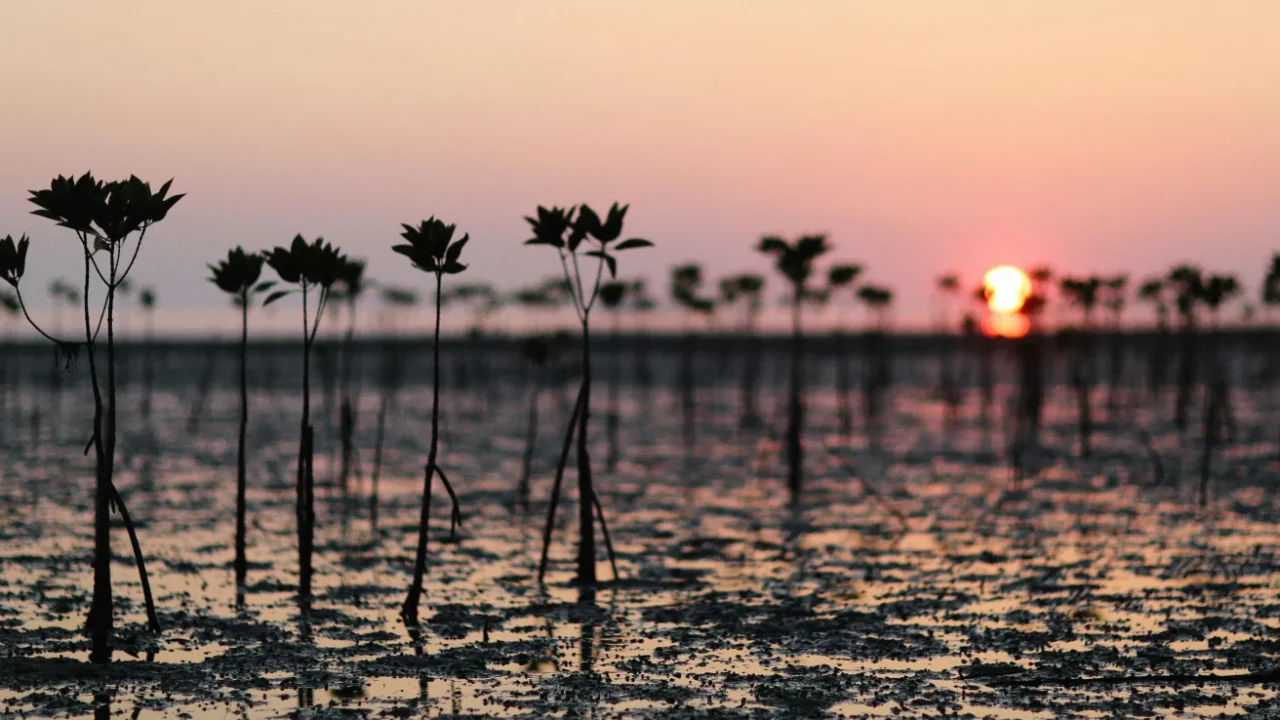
[[3, 1, 1279, 331]]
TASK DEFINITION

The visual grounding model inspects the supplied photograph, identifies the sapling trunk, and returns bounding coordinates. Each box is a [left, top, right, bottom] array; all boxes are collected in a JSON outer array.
[[186, 348, 219, 435], [606, 311, 620, 472], [518, 367, 543, 511], [740, 313, 760, 428], [786, 286, 804, 501], [1175, 325, 1196, 433], [370, 394, 388, 529], [835, 322, 852, 437], [1071, 330, 1094, 457], [235, 294, 249, 588], [404, 276, 443, 624], [680, 329, 696, 457], [84, 253, 112, 664], [575, 319, 598, 584]]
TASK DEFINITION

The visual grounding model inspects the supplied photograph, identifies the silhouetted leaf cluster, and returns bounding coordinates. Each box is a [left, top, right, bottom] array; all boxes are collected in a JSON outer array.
[[394, 218, 468, 275], [0, 234, 28, 287], [27, 173, 183, 244]]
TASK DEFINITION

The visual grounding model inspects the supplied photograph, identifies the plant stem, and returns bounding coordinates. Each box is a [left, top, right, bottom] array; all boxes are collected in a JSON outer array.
[[235, 291, 249, 589], [576, 318, 597, 584], [403, 273, 444, 624]]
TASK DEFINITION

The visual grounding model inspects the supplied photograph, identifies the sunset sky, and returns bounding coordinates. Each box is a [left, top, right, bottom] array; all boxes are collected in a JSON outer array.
[[3, 2, 1279, 332]]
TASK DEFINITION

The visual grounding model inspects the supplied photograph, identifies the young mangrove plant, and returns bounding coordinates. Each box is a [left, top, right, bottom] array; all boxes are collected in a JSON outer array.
[[827, 264, 863, 437], [264, 234, 346, 611], [524, 203, 653, 585], [370, 285, 417, 529], [598, 280, 635, 472], [718, 273, 766, 429], [757, 234, 831, 502], [1168, 265, 1203, 433], [514, 331, 570, 511], [1102, 275, 1128, 419], [1196, 273, 1240, 506], [672, 264, 715, 453], [1137, 277, 1169, 400], [935, 273, 962, 430], [333, 258, 367, 502], [1059, 275, 1102, 456], [139, 287, 157, 419], [3, 173, 184, 663], [208, 247, 270, 591], [856, 284, 894, 429], [392, 218, 468, 624]]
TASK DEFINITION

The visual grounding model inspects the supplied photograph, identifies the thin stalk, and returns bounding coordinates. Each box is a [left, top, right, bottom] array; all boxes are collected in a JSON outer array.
[[235, 292, 249, 588]]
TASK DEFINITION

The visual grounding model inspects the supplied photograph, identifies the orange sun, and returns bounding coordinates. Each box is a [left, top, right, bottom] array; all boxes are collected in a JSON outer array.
[[983, 265, 1032, 314]]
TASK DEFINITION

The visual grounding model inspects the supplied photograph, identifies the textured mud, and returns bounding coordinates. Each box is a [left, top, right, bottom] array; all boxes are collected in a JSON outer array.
[[3, 348, 1280, 718]]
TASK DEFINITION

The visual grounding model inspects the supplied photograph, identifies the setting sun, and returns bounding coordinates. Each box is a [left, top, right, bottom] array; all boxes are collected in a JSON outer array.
[[983, 265, 1032, 314]]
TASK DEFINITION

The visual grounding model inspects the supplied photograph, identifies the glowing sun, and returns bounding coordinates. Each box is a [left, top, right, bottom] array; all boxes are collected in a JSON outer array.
[[983, 265, 1032, 314]]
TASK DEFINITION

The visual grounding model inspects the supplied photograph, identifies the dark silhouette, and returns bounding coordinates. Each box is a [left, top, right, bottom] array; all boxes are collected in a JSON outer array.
[[208, 247, 269, 592], [717, 273, 766, 428], [393, 218, 468, 624], [757, 234, 831, 503], [1059, 275, 1102, 457], [4, 172, 182, 663], [370, 286, 417, 529], [264, 234, 347, 612], [333, 259, 367, 503], [827, 264, 863, 437], [671, 264, 714, 456], [525, 203, 652, 585]]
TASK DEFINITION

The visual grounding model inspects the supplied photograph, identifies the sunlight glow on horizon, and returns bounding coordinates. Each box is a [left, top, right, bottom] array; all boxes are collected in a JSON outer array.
[[2, 2, 1279, 327]]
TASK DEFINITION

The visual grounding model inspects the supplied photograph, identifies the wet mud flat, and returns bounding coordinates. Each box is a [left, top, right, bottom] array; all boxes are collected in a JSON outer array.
[[4, 372, 1280, 718]]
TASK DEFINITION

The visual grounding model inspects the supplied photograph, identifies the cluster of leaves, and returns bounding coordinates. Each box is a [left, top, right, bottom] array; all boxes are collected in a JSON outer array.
[[0, 235, 29, 287], [857, 285, 894, 309], [599, 279, 646, 310], [671, 264, 715, 314], [28, 173, 183, 249], [0, 288, 18, 317], [381, 286, 418, 308], [1060, 276, 1104, 316], [394, 218, 468, 276], [264, 235, 349, 308], [208, 246, 282, 308], [524, 203, 651, 280], [757, 234, 831, 287], [330, 259, 367, 302], [1264, 254, 1280, 308]]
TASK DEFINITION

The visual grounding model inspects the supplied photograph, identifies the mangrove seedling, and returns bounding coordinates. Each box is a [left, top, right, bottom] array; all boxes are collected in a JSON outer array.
[[370, 285, 418, 529], [1059, 275, 1103, 456], [6, 173, 183, 663], [757, 234, 831, 502], [1137, 277, 1169, 398], [524, 203, 653, 585], [392, 217, 468, 623], [672, 264, 715, 454], [828, 264, 864, 437], [598, 280, 635, 472], [208, 247, 270, 591], [856, 284, 894, 428], [718, 273, 766, 429], [139, 288, 157, 419], [333, 258, 367, 502], [1102, 275, 1128, 419], [264, 234, 346, 611]]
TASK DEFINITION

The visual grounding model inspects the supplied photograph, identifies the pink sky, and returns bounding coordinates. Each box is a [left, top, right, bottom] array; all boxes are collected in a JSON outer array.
[[2, 2, 1279, 332]]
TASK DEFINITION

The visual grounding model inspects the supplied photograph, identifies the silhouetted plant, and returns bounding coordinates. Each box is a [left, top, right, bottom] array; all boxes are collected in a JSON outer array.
[[515, 331, 571, 511], [827, 264, 863, 437], [1102, 275, 1128, 418], [6, 173, 183, 663], [208, 247, 270, 591], [672, 264, 715, 455], [934, 273, 962, 430], [447, 283, 502, 415], [1059, 275, 1102, 456], [524, 203, 652, 585], [1195, 272, 1240, 507], [138, 287, 157, 419], [719, 273, 766, 428], [369, 285, 418, 528], [391, 218, 469, 623], [856, 284, 894, 428], [332, 258, 367, 502], [598, 280, 635, 472], [264, 234, 346, 611], [630, 280, 658, 408], [1138, 277, 1169, 397], [1168, 265, 1204, 433], [757, 234, 831, 501]]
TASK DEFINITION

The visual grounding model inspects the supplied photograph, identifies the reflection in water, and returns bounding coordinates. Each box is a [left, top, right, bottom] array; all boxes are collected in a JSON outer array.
[[0, 354, 1279, 718]]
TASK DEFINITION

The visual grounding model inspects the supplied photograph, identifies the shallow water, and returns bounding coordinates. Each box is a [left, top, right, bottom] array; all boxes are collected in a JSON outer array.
[[3, 347, 1280, 718]]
